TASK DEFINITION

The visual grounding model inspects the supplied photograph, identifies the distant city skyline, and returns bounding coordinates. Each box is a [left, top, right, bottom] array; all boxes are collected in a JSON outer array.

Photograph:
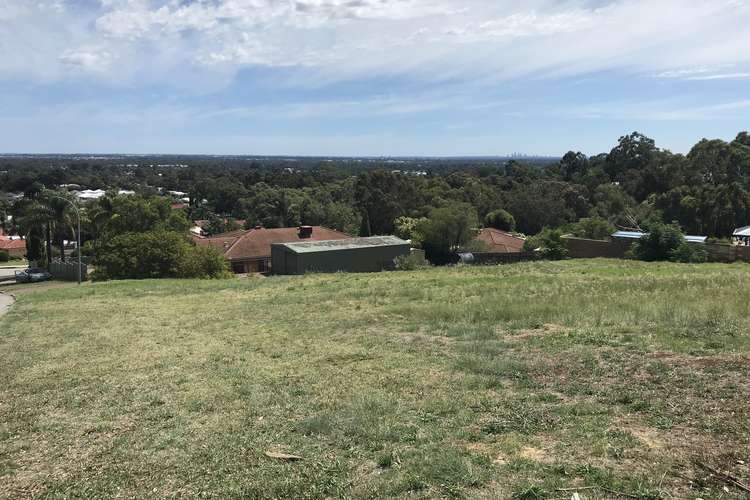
[[1, 0, 749, 156]]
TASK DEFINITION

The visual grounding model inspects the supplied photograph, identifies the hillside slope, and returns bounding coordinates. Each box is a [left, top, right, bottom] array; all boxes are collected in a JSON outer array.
[[1, 260, 749, 499]]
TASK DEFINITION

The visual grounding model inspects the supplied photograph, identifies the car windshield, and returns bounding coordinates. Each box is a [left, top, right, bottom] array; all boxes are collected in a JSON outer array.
[[27, 268, 44, 273]]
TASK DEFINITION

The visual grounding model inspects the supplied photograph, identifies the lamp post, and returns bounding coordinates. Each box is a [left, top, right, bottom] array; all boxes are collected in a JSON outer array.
[[48, 194, 82, 285]]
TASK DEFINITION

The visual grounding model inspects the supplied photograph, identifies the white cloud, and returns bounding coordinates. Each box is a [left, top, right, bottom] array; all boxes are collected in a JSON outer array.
[[59, 47, 114, 71], [657, 67, 750, 81], [0, 0, 749, 89], [554, 98, 750, 121]]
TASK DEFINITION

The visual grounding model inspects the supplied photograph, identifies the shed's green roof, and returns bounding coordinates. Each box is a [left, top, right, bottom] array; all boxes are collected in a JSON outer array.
[[274, 236, 409, 254]]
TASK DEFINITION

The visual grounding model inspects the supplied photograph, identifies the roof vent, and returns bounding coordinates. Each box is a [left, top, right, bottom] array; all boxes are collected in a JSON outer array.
[[298, 225, 313, 238]]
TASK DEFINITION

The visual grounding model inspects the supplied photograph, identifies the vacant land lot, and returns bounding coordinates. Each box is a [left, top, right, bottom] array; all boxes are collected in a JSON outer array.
[[1, 260, 749, 499]]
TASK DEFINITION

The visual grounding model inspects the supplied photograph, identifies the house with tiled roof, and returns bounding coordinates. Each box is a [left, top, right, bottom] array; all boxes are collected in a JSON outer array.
[[194, 225, 350, 273], [474, 228, 525, 253], [0, 234, 26, 259]]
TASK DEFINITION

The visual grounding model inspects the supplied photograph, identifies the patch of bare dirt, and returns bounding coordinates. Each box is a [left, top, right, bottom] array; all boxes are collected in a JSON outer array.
[[646, 351, 750, 369], [519, 446, 551, 462], [614, 419, 727, 458], [500, 324, 570, 340], [395, 331, 456, 346], [627, 425, 665, 450]]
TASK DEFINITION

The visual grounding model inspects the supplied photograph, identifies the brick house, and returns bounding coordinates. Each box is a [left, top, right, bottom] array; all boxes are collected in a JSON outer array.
[[0, 236, 26, 259], [194, 226, 350, 273]]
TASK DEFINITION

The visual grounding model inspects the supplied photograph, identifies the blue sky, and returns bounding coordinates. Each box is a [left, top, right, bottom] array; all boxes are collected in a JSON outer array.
[[1, 0, 749, 156]]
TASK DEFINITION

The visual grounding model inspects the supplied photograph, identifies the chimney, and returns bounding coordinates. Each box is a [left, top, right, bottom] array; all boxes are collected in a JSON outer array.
[[298, 225, 313, 238]]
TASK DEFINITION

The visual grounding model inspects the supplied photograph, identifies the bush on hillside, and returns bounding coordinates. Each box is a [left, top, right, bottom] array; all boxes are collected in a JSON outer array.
[[484, 209, 516, 232], [394, 252, 430, 271], [419, 204, 479, 265], [394, 216, 427, 247], [177, 245, 232, 278], [631, 223, 684, 262], [0, 250, 9, 262], [523, 228, 568, 260], [630, 222, 708, 263], [92, 230, 230, 281], [568, 217, 615, 240], [670, 242, 708, 263]]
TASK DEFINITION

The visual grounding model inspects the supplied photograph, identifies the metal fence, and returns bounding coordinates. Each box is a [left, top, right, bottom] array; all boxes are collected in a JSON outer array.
[[49, 261, 89, 281]]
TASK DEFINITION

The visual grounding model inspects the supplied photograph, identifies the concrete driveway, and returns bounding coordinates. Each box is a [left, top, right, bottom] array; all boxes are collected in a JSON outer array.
[[0, 266, 24, 280], [0, 292, 14, 317]]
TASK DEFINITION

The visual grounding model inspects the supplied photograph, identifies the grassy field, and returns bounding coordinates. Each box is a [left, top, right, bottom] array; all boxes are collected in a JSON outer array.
[[1, 259, 749, 499], [0, 258, 27, 267]]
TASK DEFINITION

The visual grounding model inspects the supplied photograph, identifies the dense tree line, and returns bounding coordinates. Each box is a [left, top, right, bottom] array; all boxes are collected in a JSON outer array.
[[3, 131, 750, 264]]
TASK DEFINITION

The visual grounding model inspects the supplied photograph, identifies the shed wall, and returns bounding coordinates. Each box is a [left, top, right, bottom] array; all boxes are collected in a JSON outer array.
[[273, 244, 410, 274]]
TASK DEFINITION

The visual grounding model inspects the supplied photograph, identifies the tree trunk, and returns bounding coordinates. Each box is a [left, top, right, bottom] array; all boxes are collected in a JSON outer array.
[[45, 224, 52, 267], [59, 233, 66, 262]]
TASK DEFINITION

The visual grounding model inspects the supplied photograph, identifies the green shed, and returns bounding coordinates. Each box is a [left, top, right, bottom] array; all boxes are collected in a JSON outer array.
[[271, 236, 411, 275]]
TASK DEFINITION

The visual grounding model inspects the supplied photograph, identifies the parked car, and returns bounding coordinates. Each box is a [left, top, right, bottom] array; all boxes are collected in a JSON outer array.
[[15, 267, 52, 283]]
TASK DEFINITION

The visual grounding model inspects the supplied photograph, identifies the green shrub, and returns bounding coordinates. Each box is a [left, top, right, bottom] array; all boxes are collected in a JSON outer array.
[[393, 216, 427, 247], [670, 242, 708, 263], [512, 485, 549, 499], [92, 230, 230, 281], [568, 217, 615, 240], [177, 245, 232, 279], [376, 450, 394, 469], [524, 228, 568, 260], [0, 250, 9, 262], [629, 223, 709, 263], [485, 209, 516, 232], [394, 252, 429, 271], [419, 204, 479, 265], [631, 223, 687, 262]]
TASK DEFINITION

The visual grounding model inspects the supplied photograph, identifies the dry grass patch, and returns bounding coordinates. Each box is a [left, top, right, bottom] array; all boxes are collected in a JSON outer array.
[[2, 261, 750, 498]]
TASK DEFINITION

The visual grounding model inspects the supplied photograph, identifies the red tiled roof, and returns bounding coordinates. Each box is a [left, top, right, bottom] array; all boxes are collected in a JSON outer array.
[[197, 226, 351, 261], [192, 232, 245, 252], [475, 228, 525, 253], [0, 238, 26, 251]]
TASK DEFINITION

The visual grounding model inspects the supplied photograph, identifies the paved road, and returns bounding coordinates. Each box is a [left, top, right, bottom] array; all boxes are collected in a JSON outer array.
[[0, 292, 14, 317], [0, 267, 23, 281]]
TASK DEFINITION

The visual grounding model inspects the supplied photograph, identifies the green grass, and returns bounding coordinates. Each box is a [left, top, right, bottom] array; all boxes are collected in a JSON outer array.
[[1, 259, 749, 499], [0, 258, 26, 267]]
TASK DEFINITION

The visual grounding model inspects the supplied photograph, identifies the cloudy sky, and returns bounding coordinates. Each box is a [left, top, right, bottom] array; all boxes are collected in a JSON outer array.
[[1, 0, 749, 156]]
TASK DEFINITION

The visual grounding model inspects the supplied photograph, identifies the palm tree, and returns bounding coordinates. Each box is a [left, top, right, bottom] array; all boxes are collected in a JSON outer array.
[[45, 191, 78, 262], [86, 193, 117, 239], [0, 198, 10, 235], [13, 190, 81, 266], [14, 197, 53, 266]]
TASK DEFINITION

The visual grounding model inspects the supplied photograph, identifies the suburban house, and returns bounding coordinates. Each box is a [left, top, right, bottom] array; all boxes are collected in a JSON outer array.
[[733, 226, 750, 246], [194, 226, 350, 273], [190, 219, 247, 237], [0, 229, 26, 259], [474, 228, 526, 253], [271, 236, 411, 275]]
